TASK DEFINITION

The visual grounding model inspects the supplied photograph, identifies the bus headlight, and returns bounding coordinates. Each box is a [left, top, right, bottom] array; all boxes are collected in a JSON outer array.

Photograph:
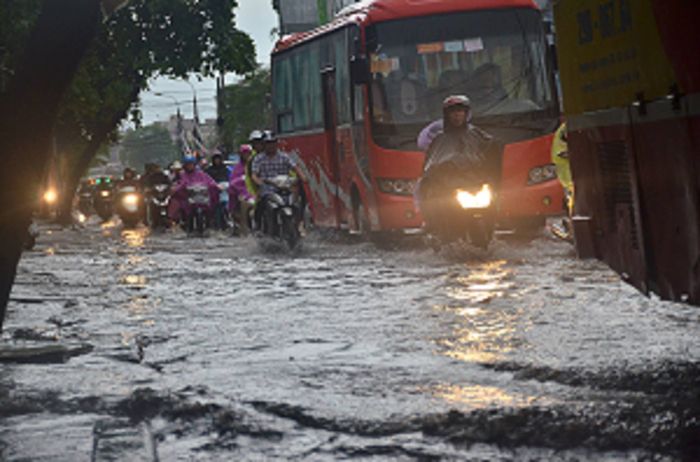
[[527, 163, 558, 185], [377, 178, 416, 196]]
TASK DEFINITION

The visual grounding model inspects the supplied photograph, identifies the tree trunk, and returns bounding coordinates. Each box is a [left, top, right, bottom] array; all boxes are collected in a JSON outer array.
[[0, 0, 102, 333]]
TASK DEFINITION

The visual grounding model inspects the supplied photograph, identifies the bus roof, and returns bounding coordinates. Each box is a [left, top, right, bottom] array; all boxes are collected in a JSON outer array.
[[273, 0, 539, 54]]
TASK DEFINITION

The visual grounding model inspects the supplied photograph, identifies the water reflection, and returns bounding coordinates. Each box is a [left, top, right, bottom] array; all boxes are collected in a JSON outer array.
[[432, 383, 545, 410], [119, 275, 147, 287], [121, 228, 146, 249], [446, 260, 512, 304], [101, 220, 117, 229], [436, 260, 526, 363]]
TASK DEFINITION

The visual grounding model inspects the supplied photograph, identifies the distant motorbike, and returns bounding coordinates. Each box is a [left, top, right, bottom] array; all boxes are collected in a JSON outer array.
[[260, 175, 302, 250], [77, 181, 93, 218], [92, 178, 114, 222], [146, 182, 171, 230], [186, 184, 210, 236], [419, 170, 496, 250], [115, 185, 141, 228]]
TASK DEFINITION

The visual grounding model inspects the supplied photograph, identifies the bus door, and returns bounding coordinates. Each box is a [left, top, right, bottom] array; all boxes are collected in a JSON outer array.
[[321, 66, 343, 227]]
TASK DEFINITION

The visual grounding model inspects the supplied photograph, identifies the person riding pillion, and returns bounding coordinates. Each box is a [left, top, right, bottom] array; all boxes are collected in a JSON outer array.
[[251, 131, 308, 230], [418, 95, 503, 229], [245, 129, 265, 197]]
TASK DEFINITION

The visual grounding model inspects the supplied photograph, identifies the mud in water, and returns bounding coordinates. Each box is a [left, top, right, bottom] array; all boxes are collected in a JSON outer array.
[[1, 218, 699, 460]]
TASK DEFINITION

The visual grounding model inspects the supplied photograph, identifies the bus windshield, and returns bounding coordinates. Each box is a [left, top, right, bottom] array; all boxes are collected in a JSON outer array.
[[367, 8, 557, 150]]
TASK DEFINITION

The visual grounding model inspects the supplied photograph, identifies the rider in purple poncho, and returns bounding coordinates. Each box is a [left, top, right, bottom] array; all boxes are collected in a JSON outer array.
[[171, 155, 220, 218]]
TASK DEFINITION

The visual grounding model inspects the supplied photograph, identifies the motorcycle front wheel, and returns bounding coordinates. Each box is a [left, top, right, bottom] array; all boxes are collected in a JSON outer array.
[[467, 219, 493, 249], [281, 214, 300, 250]]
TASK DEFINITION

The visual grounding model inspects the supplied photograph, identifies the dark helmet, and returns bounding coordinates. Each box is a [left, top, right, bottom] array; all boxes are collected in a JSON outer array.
[[262, 130, 277, 143], [123, 168, 135, 179], [443, 95, 471, 111]]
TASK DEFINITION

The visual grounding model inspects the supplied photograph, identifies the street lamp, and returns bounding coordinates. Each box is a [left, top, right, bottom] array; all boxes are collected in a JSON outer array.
[[153, 92, 181, 116], [184, 80, 199, 123]]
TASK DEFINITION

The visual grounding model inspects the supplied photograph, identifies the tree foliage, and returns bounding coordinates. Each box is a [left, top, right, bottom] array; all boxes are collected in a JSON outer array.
[[0, 0, 257, 218], [219, 66, 272, 151], [120, 124, 179, 170], [53, 0, 256, 215]]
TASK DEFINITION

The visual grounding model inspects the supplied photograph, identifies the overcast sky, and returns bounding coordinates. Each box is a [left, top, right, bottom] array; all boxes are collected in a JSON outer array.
[[139, 0, 278, 125]]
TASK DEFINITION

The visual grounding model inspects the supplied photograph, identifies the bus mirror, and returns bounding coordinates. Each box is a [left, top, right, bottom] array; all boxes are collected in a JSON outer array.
[[351, 55, 370, 85]]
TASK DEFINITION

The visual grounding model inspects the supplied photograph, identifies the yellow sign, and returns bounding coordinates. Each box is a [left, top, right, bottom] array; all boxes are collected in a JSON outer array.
[[554, 0, 677, 116]]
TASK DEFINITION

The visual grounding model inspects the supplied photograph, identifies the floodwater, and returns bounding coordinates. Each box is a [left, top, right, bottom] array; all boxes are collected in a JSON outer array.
[[2, 218, 699, 461]]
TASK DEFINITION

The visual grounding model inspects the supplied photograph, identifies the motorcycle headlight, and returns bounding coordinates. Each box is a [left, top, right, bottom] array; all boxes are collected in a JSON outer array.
[[43, 190, 57, 203], [100, 190, 111, 197], [456, 184, 492, 209], [527, 163, 558, 186], [123, 194, 138, 206], [377, 178, 416, 196]]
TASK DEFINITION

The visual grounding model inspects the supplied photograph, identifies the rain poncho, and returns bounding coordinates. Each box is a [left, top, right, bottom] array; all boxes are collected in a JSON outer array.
[[170, 169, 220, 217], [415, 123, 503, 213], [227, 161, 255, 212]]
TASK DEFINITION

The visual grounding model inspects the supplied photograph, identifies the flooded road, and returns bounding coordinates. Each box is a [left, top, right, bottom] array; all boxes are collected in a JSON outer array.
[[2, 219, 699, 460]]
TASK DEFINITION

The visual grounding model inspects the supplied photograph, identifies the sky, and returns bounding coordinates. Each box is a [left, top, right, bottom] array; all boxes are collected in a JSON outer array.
[[138, 0, 278, 126]]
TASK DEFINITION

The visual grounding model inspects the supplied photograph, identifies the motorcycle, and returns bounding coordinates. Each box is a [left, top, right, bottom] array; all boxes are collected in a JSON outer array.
[[115, 185, 141, 228], [260, 175, 303, 250], [77, 181, 94, 218], [145, 182, 171, 230], [419, 170, 497, 250], [92, 178, 114, 222], [186, 184, 210, 236]]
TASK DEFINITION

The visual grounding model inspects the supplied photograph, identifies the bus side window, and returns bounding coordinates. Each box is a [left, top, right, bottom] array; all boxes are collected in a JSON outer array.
[[353, 84, 365, 122], [349, 27, 365, 123], [273, 55, 294, 133]]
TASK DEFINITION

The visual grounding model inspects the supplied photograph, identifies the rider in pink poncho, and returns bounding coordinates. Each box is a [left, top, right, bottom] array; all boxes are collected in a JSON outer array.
[[170, 155, 219, 219], [227, 144, 255, 212]]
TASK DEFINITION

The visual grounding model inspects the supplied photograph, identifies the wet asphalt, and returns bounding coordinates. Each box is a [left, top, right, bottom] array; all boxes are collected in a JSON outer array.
[[1, 217, 699, 461]]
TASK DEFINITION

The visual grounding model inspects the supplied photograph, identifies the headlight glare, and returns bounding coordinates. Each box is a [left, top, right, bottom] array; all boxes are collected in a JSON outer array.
[[456, 184, 492, 209]]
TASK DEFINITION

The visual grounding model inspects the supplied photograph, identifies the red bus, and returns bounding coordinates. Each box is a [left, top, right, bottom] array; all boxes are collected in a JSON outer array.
[[271, 0, 563, 236]]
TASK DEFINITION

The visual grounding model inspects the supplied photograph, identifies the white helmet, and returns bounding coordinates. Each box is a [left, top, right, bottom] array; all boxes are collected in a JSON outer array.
[[249, 130, 264, 142]]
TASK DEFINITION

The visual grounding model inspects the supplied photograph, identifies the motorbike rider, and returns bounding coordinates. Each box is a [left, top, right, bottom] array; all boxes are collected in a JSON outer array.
[[251, 131, 308, 232], [142, 163, 172, 224], [205, 151, 230, 229], [170, 155, 220, 225], [170, 161, 183, 183], [246, 130, 265, 197], [418, 95, 502, 231], [117, 168, 140, 189], [228, 144, 256, 235]]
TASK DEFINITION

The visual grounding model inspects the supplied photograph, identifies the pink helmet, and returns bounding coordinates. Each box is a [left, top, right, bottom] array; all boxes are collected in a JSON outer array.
[[239, 144, 253, 155]]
